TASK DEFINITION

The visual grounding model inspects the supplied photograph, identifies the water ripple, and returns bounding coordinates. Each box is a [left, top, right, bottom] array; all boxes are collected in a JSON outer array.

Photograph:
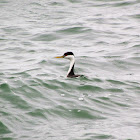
[[0, 0, 140, 139]]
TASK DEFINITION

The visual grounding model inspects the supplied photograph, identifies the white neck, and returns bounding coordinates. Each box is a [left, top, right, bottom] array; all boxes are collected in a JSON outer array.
[[67, 56, 75, 76]]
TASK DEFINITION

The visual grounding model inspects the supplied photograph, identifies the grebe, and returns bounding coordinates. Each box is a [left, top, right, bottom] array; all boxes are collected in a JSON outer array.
[[55, 52, 81, 78]]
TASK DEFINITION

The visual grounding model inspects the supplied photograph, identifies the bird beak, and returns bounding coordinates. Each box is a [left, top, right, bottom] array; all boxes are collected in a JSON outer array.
[[55, 56, 64, 58]]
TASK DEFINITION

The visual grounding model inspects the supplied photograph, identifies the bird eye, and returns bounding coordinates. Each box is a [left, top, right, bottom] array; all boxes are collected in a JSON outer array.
[[65, 54, 67, 56]]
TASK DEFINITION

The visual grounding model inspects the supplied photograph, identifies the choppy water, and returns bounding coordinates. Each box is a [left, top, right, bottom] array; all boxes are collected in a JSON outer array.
[[0, 0, 140, 139]]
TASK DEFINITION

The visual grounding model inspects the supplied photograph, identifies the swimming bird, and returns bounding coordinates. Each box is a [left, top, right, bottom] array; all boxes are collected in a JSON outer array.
[[55, 52, 81, 78]]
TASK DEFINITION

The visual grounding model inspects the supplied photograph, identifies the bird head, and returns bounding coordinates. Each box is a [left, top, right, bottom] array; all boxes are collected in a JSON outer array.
[[55, 52, 74, 60]]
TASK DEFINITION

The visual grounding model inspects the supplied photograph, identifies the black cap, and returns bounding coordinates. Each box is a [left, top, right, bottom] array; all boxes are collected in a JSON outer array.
[[64, 52, 74, 56]]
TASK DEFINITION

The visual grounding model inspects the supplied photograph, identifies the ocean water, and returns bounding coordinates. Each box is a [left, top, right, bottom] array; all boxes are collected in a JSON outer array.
[[0, 0, 140, 139]]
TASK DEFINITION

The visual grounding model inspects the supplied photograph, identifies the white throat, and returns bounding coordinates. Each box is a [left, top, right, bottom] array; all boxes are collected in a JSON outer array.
[[66, 55, 75, 76]]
